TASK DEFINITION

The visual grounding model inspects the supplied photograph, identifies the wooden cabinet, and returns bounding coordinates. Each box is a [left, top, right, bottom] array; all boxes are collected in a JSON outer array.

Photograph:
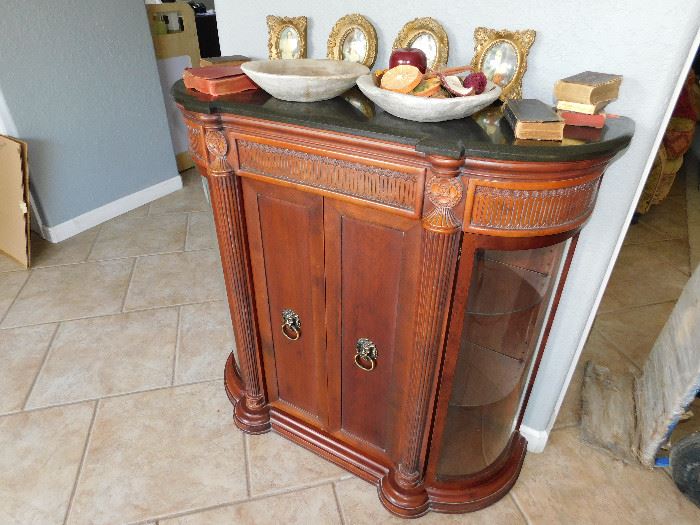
[[175, 88, 632, 518]]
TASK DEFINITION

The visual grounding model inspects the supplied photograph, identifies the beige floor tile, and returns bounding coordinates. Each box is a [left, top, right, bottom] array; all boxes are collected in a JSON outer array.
[[31, 227, 99, 268], [0, 402, 94, 525], [512, 427, 700, 524], [595, 301, 676, 368], [186, 212, 217, 251], [1, 259, 133, 328], [67, 381, 246, 525], [247, 431, 347, 496], [555, 329, 639, 429], [638, 194, 688, 240], [125, 250, 225, 311], [176, 301, 235, 384], [113, 204, 150, 220], [0, 270, 29, 321], [622, 221, 666, 246], [149, 170, 210, 216], [26, 308, 178, 408], [0, 324, 56, 414], [631, 238, 691, 276], [335, 477, 525, 524], [161, 484, 341, 525], [602, 243, 688, 309], [0, 252, 26, 272], [89, 213, 188, 261]]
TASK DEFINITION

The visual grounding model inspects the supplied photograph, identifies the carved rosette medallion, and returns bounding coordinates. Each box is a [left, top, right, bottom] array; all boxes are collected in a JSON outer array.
[[205, 130, 232, 173], [424, 175, 463, 231]]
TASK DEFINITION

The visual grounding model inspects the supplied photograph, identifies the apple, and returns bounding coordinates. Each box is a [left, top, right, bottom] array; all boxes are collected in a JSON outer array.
[[389, 48, 427, 74]]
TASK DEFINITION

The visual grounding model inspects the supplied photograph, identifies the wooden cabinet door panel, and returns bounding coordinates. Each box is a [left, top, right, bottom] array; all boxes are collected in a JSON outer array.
[[242, 178, 328, 424], [325, 200, 421, 455]]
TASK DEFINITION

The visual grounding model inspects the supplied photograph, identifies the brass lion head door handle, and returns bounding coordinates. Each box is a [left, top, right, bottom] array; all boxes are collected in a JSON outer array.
[[281, 308, 301, 340], [355, 338, 378, 371]]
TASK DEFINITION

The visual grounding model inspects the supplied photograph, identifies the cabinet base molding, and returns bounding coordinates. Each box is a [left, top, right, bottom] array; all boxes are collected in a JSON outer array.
[[224, 353, 527, 517]]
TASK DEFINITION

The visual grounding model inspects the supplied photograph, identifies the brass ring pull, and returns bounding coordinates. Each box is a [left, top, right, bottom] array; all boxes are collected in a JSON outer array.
[[281, 309, 301, 341], [354, 338, 377, 371]]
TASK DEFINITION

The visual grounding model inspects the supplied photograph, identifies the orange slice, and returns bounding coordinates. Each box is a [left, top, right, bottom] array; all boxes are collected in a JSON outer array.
[[380, 65, 423, 94]]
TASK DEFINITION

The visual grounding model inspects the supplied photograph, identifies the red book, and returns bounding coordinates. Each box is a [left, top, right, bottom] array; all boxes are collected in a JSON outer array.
[[183, 66, 258, 96], [557, 110, 607, 128]]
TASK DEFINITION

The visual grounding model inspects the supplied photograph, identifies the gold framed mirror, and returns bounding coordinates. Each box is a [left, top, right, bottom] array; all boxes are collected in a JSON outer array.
[[266, 15, 307, 59], [392, 17, 449, 70], [471, 27, 536, 101], [327, 14, 378, 68]]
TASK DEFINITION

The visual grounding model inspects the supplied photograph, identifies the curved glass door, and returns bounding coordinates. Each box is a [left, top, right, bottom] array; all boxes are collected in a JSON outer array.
[[436, 242, 568, 478]]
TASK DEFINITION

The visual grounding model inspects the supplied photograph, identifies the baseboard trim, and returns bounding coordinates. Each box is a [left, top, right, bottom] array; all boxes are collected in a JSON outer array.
[[520, 424, 549, 453], [41, 176, 183, 243]]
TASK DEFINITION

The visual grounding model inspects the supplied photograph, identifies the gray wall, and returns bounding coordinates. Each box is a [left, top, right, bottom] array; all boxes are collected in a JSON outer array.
[[0, 0, 178, 227], [215, 1, 700, 440]]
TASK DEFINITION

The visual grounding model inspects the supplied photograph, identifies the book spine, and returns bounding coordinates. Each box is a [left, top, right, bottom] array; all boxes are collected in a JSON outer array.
[[503, 103, 519, 134]]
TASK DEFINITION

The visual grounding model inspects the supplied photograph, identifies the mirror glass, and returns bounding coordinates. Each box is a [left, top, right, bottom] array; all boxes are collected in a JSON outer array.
[[278, 26, 301, 59], [341, 28, 368, 63], [481, 41, 518, 88], [410, 33, 438, 67]]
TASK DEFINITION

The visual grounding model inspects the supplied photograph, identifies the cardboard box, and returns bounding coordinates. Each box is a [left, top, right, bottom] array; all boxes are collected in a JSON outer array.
[[0, 135, 30, 268]]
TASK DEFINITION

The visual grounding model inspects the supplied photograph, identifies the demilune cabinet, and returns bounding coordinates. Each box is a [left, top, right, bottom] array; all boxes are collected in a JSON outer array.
[[175, 83, 633, 517]]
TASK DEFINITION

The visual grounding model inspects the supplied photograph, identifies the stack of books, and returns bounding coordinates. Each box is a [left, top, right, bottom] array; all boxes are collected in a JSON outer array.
[[554, 71, 622, 128], [504, 99, 565, 141]]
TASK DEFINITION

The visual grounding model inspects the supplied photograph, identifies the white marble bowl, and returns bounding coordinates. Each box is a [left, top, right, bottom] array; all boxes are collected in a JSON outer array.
[[355, 75, 501, 122], [241, 59, 370, 102]]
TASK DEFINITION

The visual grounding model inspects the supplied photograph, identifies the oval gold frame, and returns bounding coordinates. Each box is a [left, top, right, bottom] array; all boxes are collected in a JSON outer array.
[[392, 17, 449, 70], [471, 27, 536, 101], [327, 14, 378, 68], [266, 15, 307, 60]]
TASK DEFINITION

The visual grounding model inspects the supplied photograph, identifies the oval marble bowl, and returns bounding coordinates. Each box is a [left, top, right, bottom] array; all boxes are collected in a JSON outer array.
[[241, 59, 370, 103], [355, 75, 501, 122]]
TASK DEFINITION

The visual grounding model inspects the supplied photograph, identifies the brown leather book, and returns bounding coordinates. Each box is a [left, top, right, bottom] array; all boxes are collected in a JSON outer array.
[[554, 71, 622, 105], [183, 66, 258, 96], [504, 99, 564, 141]]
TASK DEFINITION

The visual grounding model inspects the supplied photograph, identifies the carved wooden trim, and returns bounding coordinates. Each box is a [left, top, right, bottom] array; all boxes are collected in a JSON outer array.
[[464, 178, 600, 235], [204, 128, 269, 432], [237, 140, 420, 213], [186, 122, 205, 165]]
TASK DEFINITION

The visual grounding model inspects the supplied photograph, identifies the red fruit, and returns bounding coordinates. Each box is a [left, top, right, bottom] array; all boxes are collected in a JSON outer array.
[[463, 72, 487, 94], [389, 48, 427, 74]]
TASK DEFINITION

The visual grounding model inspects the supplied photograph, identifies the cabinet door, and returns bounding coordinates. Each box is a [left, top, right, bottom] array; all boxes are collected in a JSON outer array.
[[242, 179, 329, 425], [324, 200, 422, 456]]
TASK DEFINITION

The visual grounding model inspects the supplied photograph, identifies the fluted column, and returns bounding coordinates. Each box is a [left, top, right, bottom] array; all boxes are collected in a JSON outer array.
[[203, 128, 270, 433], [380, 156, 464, 515]]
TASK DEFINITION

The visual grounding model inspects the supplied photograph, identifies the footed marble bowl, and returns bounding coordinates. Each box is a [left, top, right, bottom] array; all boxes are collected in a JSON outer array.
[[355, 75, 501, 123], [241, 59, 369, 102]]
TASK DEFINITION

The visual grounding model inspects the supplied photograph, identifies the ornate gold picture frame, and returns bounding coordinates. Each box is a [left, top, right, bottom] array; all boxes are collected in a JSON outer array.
[[392, 17, 449, 70], [266, 15, 307, 60], [471, 27, 536, 101], [327, 14, 378, 68]]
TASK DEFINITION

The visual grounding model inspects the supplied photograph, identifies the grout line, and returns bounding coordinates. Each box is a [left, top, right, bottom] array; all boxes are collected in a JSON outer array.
[[594, 329, 645, 373], [63, 399, 99, 525], [509, 492, 533, 525], [120, 257, 138, 313], [243, 433, 252, 498], [551, 421, 580, 433], [172, 306, 182, 386], [596, 297, 682, 316], [0, 297, 227, 332], [0, 377, 221, 420], [21, 323, 62, 411], [184, 212, 192, 252], [125, 480, 344, 525], [0, 270, 31, 326], [84, 222, 104, 262], [331, 481, 346, 525]]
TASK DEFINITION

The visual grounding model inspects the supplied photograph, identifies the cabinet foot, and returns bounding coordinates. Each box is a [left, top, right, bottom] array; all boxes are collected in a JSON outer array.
[[224, 353, 271, 434], [378, 470, 430, 518]]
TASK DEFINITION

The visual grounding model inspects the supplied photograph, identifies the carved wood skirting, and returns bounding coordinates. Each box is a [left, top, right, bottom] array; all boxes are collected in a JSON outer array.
[[237, 140, 420, 213], [186, 123, 205, 165], [464, 178, 600, 236]]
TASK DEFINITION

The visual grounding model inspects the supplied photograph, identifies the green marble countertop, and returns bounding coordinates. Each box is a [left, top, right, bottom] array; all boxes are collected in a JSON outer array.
[[172, 80, 634, 162]]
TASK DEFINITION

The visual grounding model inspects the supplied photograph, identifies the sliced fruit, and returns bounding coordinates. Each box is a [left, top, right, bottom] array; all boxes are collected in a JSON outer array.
[[430, 88, 452, 98], [411, 78, 442, 97], [380, 65, 423, 94], [439, 74, 475, 97], [373, 69, 387, 87]]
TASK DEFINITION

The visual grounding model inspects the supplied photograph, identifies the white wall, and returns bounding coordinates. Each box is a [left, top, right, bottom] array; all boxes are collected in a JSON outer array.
[[0, 1, 179, 235], [215, 1, 700, 446]]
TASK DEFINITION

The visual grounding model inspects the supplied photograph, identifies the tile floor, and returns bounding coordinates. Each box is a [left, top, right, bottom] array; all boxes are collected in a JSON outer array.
[[1, 169, 699, 524]]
